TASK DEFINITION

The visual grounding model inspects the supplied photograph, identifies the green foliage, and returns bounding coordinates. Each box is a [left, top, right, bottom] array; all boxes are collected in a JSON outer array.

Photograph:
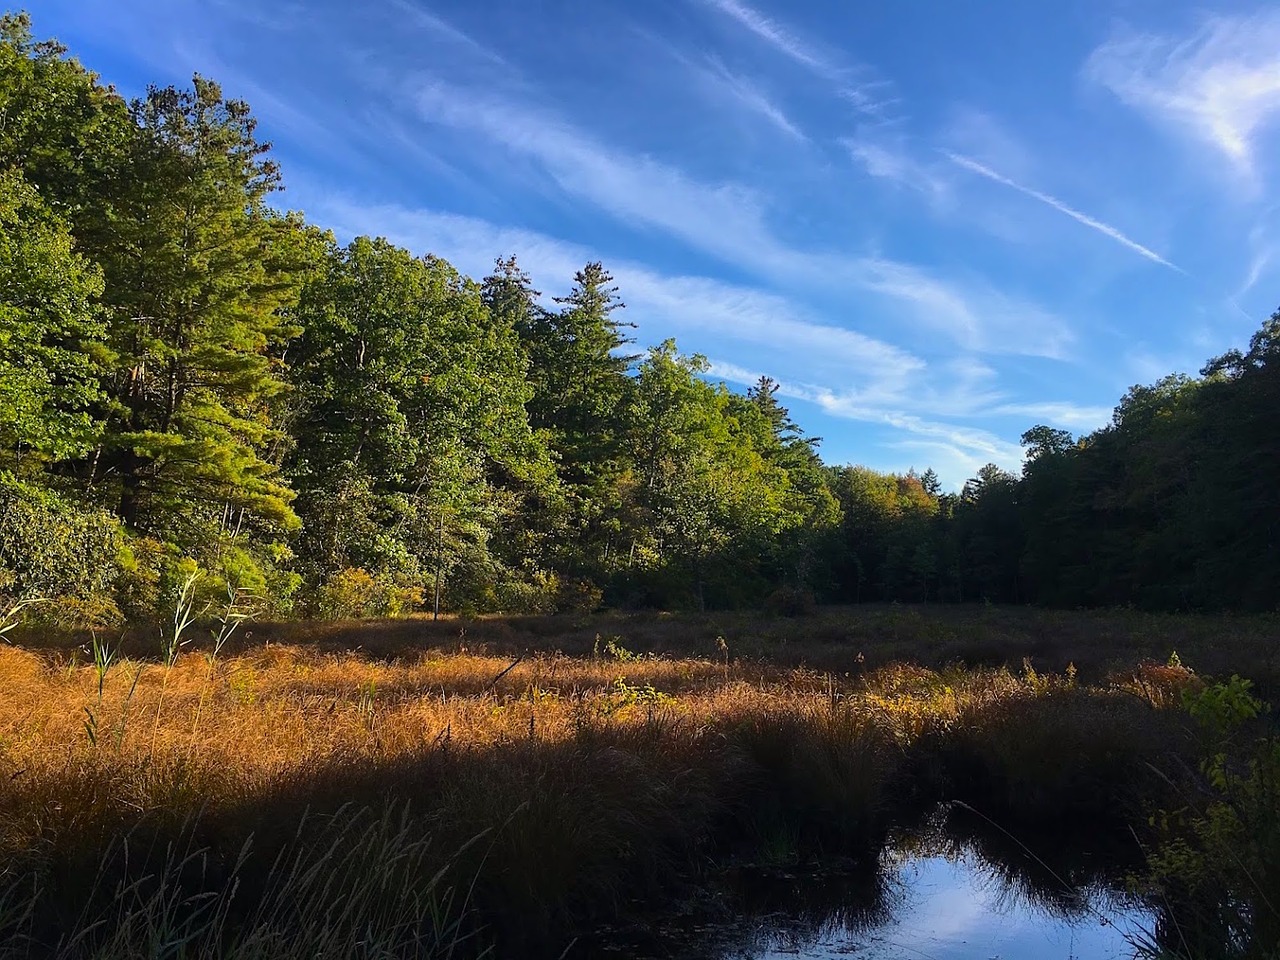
[[594, 635, 643, 663], [614, 342, 837, 608], [89, 76, 303, 542], [1184, 675, 1263, 741], [525, 260, 635, 479], [1145, 679, 1280, 958], [0, 472, 123, 612], [288, 240, 553, 611], [827, 466, 946, 603], [598, 676, 676, 715], [0, 169, 107, 465], [0, 12, 131, 221], [315, 567, 423, 620]]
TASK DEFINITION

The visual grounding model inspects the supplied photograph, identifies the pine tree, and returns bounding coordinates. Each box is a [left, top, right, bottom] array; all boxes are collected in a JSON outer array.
[[481, 255, 544, 341], [90, 77, 303, 542], [529, 262, 636, 476]]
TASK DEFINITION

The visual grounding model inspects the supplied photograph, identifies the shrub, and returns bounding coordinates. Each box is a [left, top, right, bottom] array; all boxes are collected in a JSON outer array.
[[554, 577, 603, 614], [213, 543, 302, 619], [479, 569, 559, 615], [0, 473, 124, 622], [764, 585, 816, 617], [315, 568, 422, 619], [315, 568, 379, 619], [1143, 678, 1280, 958]]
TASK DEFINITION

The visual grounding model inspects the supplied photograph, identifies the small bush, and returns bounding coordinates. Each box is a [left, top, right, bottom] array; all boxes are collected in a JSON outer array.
[[315, 568, 422, 619], [555, 577, 603, 614], [1143, 679, 1280, 958], [0, 473, 124, 609], [764, 585, 816, 617]]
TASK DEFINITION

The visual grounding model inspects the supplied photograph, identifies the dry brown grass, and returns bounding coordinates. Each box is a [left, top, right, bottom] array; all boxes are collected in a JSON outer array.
[[0, 605, 1249, 958]]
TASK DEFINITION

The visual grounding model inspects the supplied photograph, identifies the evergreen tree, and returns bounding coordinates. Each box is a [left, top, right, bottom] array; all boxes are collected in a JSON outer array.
[[481, 255, 544, 342], [87, 77, 304, 544], [531, 262, 636, 476]]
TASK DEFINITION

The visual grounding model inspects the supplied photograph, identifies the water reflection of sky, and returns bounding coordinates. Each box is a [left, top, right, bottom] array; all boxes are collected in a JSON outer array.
[[747, 851, 1149, 960]]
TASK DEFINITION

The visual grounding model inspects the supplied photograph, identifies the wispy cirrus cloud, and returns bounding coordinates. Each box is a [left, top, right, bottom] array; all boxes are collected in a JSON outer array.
[[646, 32, 808, 141], [367, 18, 814, 274], [411, 80, 789, 272], [705, 361, 1024, 481], [1237, 234, 1276, 299], [797, 388, 1027, 476], [699, 0, 896, 115], [383, 0, 509, 66], [991, 401, 1113, 431], [844, 134, 949, 201], [853, 257, 1074, 359], [701, 0, 832, 76], [697, 56, 806, 140], [943, 151, 1181, 270], [1085, 11, 1280, 182], [407, 79, 1071, 358]]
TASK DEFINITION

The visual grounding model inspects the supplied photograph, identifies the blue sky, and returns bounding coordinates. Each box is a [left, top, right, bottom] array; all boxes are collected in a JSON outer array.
[[29, 0, 1280, 487]]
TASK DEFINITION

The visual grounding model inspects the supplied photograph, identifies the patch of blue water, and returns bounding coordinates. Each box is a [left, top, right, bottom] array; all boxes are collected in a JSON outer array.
[[743, 849, 1150, 960]]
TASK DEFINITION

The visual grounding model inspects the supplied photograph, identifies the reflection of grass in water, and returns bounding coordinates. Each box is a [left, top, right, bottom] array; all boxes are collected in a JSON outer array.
[[929, 803, 1147, 921], [881, 803, 1150, 940], [724, 856, 899, 948], [601, 805, 1153, 959]]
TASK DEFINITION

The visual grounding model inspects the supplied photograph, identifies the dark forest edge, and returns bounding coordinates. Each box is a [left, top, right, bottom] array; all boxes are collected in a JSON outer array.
[[3, 12, 1280, 630]]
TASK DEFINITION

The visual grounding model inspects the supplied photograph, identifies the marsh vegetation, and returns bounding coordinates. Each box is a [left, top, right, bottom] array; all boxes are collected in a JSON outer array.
[[0, 606, 1276, 957]]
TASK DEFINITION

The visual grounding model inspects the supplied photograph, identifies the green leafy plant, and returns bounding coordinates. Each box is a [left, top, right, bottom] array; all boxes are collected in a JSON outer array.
[[1142, 677, 1280, 958]]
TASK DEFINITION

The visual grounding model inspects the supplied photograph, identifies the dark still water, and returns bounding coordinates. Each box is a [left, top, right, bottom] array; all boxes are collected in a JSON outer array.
[[585, 813, 1153, 960]]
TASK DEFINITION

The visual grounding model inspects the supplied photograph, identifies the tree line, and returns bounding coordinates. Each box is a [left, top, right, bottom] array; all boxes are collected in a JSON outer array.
[[2, 13, 1277, 623]]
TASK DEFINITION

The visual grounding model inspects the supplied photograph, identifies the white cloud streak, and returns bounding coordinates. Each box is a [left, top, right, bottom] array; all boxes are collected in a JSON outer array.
[[703, 0, 831, 75], [700, 0, 894, 114], [384, 0, 508, 66], [991, 401, 1113, 431], [705, 360, 1025, 481], [1085, 12, 1280, 181], [805, 388, 1026, 475], [408, 80, 1072, 358], [412, 80, 789, 274], [700, 56, 806, 140], [844, 135, 949, 201], [853, 257, 1074, 360], [944, 151, 1181, 270]]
